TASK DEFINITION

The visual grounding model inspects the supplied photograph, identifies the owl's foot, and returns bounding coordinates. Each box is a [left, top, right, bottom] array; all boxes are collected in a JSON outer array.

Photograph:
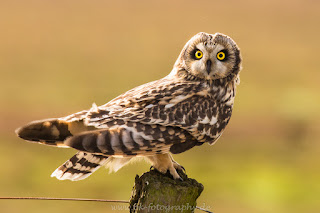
[[146, 153, 182, 180], [149, 165, 182, 180], [172, 161, 186, 173]]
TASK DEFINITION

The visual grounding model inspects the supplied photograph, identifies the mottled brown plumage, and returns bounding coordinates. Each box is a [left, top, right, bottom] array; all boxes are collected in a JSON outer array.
[[16, 32, 242, 180]]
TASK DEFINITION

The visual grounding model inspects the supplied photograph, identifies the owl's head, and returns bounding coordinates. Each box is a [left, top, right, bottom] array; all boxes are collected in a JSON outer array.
[[173, 32, 241, 81]]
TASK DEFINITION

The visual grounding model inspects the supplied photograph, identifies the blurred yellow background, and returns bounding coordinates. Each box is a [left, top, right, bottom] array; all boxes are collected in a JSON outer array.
[[0, 0, 319, 212]]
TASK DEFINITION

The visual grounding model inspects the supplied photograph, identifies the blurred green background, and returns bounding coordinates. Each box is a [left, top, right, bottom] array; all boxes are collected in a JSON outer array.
[[0, 0, 319, 212]]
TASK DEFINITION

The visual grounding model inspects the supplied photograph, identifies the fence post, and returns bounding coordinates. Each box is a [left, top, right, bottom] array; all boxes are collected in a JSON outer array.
[[129, 170, 204, 213]]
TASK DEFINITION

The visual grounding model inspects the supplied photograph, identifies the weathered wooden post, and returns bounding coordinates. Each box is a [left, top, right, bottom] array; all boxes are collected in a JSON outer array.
[[129, 170, 204, 213]]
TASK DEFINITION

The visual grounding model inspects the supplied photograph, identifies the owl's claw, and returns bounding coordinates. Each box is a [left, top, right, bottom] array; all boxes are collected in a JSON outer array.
[[172, 161, 186, 174]]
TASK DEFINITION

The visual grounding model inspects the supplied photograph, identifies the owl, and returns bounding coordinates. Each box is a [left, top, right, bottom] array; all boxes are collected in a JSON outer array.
[[16, 32, 242, 181]]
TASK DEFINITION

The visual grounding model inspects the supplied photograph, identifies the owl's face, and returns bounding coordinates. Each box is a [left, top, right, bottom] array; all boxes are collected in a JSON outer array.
[[174, 32, 241, 81]]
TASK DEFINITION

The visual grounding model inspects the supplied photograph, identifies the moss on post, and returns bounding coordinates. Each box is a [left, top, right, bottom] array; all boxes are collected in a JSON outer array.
[[129, 170, 204, 213]]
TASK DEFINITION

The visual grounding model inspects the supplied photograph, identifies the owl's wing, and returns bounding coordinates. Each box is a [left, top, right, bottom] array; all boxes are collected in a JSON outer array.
[[86, 77, 202, 127], [80, 76, 221, 144], [57, 76, 222, 156]]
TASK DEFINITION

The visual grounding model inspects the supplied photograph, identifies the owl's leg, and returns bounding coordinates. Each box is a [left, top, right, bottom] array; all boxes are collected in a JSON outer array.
[[146, 153, 181, 180]]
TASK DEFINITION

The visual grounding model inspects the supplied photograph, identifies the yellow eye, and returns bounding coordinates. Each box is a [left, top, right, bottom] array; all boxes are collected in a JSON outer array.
[[217, 51, 226, 61], [195, 50, 203, 59]]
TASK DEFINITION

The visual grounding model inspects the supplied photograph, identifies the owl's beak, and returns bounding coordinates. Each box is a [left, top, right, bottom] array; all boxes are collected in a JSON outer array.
[[206, 60, 212, 74]]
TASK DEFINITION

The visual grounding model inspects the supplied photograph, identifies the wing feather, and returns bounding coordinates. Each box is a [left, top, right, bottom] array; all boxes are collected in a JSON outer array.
[[62, 75, 231, 146]]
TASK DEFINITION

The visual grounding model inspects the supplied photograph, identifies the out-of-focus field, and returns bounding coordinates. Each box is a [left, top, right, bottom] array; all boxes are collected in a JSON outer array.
[[0, 0, 319, 212]]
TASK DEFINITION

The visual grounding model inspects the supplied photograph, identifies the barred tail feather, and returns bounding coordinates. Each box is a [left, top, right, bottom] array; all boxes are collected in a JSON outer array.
[[51, 152, 108, 181]]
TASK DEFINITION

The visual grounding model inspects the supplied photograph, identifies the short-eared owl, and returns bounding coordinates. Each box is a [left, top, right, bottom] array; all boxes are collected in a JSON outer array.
[[16, 32, 242, 180]]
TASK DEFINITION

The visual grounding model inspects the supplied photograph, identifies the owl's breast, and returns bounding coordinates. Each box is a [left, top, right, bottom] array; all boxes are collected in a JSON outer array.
[[188, 83, 236, 144], [193, 99, 233, 143]]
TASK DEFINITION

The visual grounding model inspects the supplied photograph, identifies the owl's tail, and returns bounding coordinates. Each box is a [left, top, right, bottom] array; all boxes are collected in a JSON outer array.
[[51, 152, 133, 181], [51, 152, 109, 181]]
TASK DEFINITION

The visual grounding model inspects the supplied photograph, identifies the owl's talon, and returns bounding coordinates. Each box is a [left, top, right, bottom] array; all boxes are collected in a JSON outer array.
[[172, 161, 186, 174]]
